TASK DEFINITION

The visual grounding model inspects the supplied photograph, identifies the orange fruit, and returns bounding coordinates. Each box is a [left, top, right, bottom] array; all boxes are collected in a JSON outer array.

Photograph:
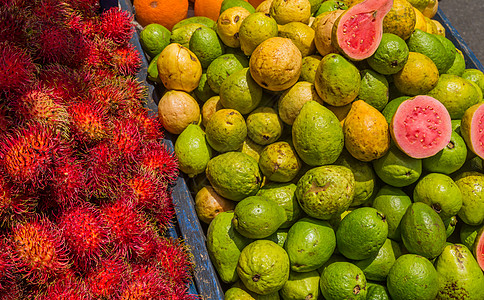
[[133, 0, 189, 30], [194, 0, 225, 21]]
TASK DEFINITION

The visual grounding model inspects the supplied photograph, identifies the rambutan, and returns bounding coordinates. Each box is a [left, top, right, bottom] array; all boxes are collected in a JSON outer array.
[[153, 237, 194, 287], [115, 75, 147, 104], [100, 7, 134, 46], [38, 64, 87, 103], [140, 141, 179, 182], [48, 155, 87, 208], [119, 263, 171, 300], [110, 118, 143, 163], [123, 170, 168, 211], [35, 273, 91, 300], [0, 237, 15, 290], [120, 105, 164, 142], [85, 256, 128, 299], [0, 173, 38, 227], [109, 43, 142, 76], [0, 5, 33, 48], [64, 0, 100, 18], [0, 278, 24, 300], [12, 83, 70, 132], [100, 199, 152, 258], [57, 204, 107, 270], [0, 102, 12, 135], [30, 0, 69, 26], [34, 21, 88, 68], [0, 122, 66, 190], [0, 41, 36, 94], [68, 98, 111, 144], [82, 142, 121, 199], [82, 36, 114, 70], [10, 217, 70, 284], [87, 79, 132, 113]]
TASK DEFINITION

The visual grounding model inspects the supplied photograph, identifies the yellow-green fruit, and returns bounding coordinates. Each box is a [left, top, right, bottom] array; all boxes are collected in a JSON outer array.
[[320, 262, 367, 300], [256, 0, 273, 13], [239, 137, 265, 163], [157, 90, 200, 134], [392, 52, 439, 96], [206, 53, 249, 94], [383, 0, 417, 41], [292, 101, 344, 166], [279, 270, 320, 300], [314, 53, 360, 106], [172, 16, 216, 32], [246, 106, 283, 145], [454, 171, 484, 226], [237, 240, 290, 295], [343, 100, 390, 162], [277, 21, 316, 57], [278, 81, 323, 125], [201, 95, 223, 128], [157, 43, 202, 92], [216, 6, 252, 48], [269, 0, 312, 25], [195, 186, 235, 224], [170, 23, 208, 48], [299, 54, 322, 84], [239, 12, 279, 56], [249, 37, 302, 91], [407, 0, 430, 12], [175, 124, 212, 178], [207, 211, 253, 284], [189, 26, 225, 69], [139, 23, 171, 59], [205, 109, 247, 153], [258, 141, 302, 182]]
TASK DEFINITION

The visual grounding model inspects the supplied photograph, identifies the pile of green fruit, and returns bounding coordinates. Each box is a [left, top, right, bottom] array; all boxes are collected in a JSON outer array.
[[138, 0, 484, 299]]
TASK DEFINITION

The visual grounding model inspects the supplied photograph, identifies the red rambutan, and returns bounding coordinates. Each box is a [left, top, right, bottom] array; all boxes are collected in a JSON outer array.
[[0, 41, 36, 93], [10, 217, 70, 284], [115, 75, 147, 104], [68, 98, 111, 144], [0, 5, 33, 48], [153, 237, 194, 287], [48, 155, 87, 208], [87, 79, 132, 113], [140, 141, 179, 183], [100, 199, 152, 258], [0, 237, 15, 290], [30, 0, 69, 26], [64, 0, 100, 18], [38, 64, 87, 103], [85, 256, 128, 299], [83, 142, 121, 199], [34, 21, 88, 68], [35, 273, 92, 300], [0, 102, 12, 134], [109, 43, 142, 76], [110, 118, 143, 162], [12, 83, 70, 132], [100, 7, 134, 46], [82, 36, 114, 70], [57, 204, 107, 270], [120, 105, 164, 142], [0, 173, 38, 227], [119, 263, 171, 300], [0, 122, 66, 190], [123, 170, 168, 210], [0, 278, 24, 300]]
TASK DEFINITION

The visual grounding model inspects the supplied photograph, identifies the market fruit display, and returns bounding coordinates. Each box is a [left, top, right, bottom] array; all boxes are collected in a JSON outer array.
[[0, 1, 197, 299], [134, 0, 484, 298]]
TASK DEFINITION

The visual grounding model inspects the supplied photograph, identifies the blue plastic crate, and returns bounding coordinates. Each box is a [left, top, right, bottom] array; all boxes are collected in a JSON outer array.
[[115, 1, 483, 299]]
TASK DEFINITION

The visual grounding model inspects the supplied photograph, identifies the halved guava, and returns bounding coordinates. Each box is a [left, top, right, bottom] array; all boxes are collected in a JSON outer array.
[[333, 0, 393, 61], [460, 102, 484, 160], [476, 227, 484, 271], [390, 95, 452, 159]]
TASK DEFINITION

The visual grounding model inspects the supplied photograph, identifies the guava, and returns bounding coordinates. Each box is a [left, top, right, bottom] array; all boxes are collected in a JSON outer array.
[[390, 95, 452, 159], [332, 0, 393, 61], [475, 227, 484, 271], [460, 102, 484, 160]]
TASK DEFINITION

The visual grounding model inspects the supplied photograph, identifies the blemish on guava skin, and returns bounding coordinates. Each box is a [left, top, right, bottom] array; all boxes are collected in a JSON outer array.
[[252, 274, 261, 282], [234, 15, 240, 23], [353, 285, 361, 295], [189, 54, 197, 62]]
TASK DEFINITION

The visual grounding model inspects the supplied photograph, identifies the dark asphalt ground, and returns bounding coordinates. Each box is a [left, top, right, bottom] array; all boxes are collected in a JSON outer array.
[[438, 0, 484, 67]]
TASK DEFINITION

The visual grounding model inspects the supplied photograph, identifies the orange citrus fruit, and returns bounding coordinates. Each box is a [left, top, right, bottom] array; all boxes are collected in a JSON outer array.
[[194, 0, 225, 21], [133, 0, 189, 30]]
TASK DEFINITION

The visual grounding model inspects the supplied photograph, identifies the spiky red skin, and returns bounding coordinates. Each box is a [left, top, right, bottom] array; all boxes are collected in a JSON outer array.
[[0, 6, 33, 48], [10, 217, 70, 284], [119, 263, 172, 300], [85, 257, 128, 299], [64, 0, 100, 18], [0, 122, 66, 190], [0, 103, 12, 132], [35, 274, 92, 300], [57, 205, 107, 270], [100, 7, 134, 46], [140, 141, 179, 183], [153, 237, 194, 287], [110, 44, 142, 76], [115, 75, 148, 104], [68, 98, 111, 145], [30, 0, 69, 25], [0, 238, 15, 290], [12, 84, 70, 132], [38, 64, 88, 103], [0, 279, 24, 300], [0, 173, 38, 227], [0, 42, 36, 93], [83, 37, 115, 70], [87, 80, 133, 114], [34, 22, 88, 68], [111, 118, 143, 163], [120, 106, 164, 142], [100, 200, 152, 258], [48, 156, 87, 208], [123, 170, 168, 210]]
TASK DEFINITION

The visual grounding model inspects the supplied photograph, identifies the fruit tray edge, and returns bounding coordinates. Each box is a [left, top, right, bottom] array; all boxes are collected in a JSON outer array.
[[116, 1, 484, 299]]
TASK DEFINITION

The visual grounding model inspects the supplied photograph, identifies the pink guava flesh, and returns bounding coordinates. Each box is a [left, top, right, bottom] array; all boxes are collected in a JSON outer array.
[[335, 0, 393, 60], [470, 104, 484, 159], [477, 229, 484, 271], [391, 95, 452, 159]]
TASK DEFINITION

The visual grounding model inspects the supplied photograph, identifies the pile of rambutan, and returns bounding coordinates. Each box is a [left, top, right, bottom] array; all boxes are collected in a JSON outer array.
[[0, 0, 198, 299]]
